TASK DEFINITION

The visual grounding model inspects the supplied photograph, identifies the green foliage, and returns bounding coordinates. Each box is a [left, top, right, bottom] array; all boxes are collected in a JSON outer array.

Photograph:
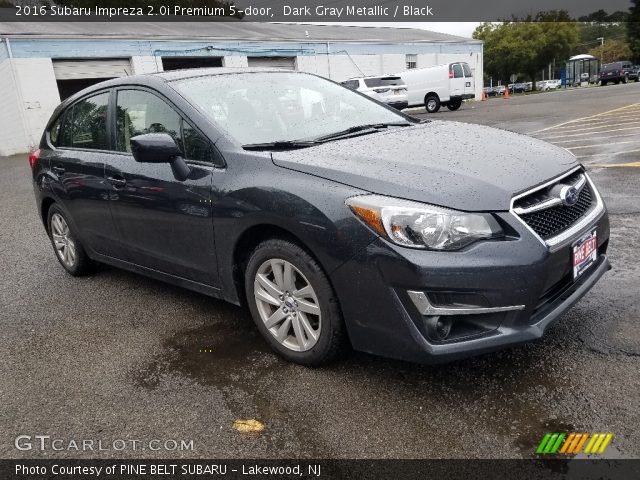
[[629, 0, 640, 63], [588, 39, 632, 63], [473, 15, 579, 87]]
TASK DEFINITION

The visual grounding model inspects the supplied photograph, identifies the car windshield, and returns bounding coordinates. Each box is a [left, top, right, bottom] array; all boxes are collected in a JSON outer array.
[[172, 72, 408, 146]]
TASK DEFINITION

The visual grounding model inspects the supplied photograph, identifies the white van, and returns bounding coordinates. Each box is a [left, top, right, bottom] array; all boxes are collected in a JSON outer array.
[[397, 62, 476, 113]]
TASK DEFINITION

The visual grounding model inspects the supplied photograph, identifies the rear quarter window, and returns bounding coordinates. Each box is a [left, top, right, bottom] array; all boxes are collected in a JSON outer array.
[[49, 116, 62, 146], [68, 92, 110, 150]]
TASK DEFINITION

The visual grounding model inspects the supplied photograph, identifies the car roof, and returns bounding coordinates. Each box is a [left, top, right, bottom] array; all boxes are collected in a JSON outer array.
[[58, 67, 306, 108]]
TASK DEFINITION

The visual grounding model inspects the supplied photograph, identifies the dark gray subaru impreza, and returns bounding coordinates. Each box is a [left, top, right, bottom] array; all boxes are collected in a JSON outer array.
[[31, 69, 610, 365]]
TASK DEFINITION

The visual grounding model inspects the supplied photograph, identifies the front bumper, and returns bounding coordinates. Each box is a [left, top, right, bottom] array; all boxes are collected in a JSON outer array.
[[330, 207, 610, 363]]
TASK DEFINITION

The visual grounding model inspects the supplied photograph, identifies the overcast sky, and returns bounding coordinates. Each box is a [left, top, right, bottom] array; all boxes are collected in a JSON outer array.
[[304, 22, 482, 38]]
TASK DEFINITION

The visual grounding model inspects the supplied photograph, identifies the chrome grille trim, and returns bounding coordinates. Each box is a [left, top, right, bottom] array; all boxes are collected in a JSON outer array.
[[509, 167, 604, 252], [512, 173, 586, 215]]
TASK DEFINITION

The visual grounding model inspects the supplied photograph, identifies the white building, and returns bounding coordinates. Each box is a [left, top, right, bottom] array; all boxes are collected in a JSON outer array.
[[0, 22, 483, 155]]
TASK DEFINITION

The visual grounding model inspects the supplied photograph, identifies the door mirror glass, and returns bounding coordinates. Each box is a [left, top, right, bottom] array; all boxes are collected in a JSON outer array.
[[130, 133, 182, 163]]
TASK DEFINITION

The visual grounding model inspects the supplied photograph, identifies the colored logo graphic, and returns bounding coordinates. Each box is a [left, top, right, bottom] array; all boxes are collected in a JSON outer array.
[[536, 432, 613, 455]]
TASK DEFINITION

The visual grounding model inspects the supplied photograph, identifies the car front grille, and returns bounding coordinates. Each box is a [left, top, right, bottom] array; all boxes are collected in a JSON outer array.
[[519, 185, 593, 239], [512, 169, 595, 241]]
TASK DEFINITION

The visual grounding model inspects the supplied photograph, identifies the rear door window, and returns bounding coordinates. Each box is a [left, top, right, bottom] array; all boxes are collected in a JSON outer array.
[[452, 64, 464, 78], [462, 63, 473, 77], [69, 92, 110, 150]]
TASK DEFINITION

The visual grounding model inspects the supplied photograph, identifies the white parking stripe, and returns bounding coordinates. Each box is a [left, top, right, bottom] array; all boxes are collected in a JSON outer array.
[[566, 140, 640, 150], [538, 126, 640, 140], [528, 103, 640, 134], [576, 149, 640, 159], [552, 133, 640, 144]]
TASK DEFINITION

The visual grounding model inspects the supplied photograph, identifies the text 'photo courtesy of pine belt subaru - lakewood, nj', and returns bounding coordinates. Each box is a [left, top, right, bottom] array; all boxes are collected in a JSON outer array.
[[30, 68, 610, 366]]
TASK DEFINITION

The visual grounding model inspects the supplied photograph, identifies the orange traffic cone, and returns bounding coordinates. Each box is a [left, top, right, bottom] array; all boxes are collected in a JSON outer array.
[[504, 86, 510, 99], [481, 89, 487, 101]]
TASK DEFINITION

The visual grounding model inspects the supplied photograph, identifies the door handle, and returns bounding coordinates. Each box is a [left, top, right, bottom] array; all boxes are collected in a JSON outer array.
[[107, 175, 127, 188], [52, 165, 65, 175]]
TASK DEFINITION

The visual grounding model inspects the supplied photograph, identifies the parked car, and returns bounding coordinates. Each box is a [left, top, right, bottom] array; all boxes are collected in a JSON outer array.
[[31, 68, 610, 366], [341, 75, 408, 110], [494, 85, 506, 95], [511, 83, 526, 93], [599, 61, 633, 85], [483, 87, 496, 97], [397, 62, 475, 113], [628, 65, 640, 82], [540, 79, 561, 91]]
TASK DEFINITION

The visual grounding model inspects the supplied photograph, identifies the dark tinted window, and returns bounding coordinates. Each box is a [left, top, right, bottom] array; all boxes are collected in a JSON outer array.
[[69, 92, 109, 150], [462, 63, 473, 77], [452, 64, 464, 78], [341, 80, 359, 89], [116, 90, 182, 153], [183, 121, 213, 163], [363, 76, 405, 87]]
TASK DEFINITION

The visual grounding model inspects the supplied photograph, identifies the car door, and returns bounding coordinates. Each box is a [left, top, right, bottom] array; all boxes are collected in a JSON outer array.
[[48, 90, 123, 258], [102, 87, 220, 286], [462, 63, 474, 97], [450, 63, 465, 97]]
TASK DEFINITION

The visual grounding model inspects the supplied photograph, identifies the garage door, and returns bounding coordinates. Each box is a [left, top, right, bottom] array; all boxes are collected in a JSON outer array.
[[247, 57, 296, 70], [52, 59, 133, 80]]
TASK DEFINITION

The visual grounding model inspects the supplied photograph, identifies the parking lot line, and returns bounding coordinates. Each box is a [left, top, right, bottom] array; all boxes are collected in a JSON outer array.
[[566, 140, 640, 150], [528, 102, 640, 134], [590, 161, 640, 167], [552, 133, 640, 144], [575, 149, 640, 159], [544, 120, 640, 133], [538, 126, 640, 140]]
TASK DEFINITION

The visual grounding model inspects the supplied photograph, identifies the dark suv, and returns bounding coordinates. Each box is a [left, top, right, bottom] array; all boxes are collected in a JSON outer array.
[[31, 69, 610, 366], [599, 61, 634, 85]]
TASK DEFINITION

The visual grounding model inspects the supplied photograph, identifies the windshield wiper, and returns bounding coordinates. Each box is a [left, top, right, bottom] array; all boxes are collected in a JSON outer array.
[[242, 140, 318, 151], [312, 122, 411, 143]]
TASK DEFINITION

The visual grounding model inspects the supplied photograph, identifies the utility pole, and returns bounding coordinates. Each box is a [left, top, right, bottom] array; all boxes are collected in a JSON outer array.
[[596, 37, 604, 64]]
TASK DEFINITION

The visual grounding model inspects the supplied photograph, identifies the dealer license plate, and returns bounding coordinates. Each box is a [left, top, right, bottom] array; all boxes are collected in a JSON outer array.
[[573, 230, 597, 279]]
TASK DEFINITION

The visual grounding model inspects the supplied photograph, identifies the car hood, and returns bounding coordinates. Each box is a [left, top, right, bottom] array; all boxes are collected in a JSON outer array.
[[271, 121, 578, 211]]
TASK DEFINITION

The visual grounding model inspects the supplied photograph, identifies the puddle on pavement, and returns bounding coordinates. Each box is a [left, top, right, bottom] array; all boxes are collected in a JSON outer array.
[[132, 313, 330, 455]]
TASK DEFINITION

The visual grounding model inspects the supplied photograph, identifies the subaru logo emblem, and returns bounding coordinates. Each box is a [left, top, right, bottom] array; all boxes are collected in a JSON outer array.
[[560, 185, 579, 206]]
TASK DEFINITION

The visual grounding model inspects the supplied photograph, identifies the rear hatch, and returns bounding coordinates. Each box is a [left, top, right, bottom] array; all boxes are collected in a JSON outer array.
[[363, 76, 407, 100]]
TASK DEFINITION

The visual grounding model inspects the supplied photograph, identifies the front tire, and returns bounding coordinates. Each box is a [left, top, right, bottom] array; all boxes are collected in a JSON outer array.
[[47, 205, 94, 276], [424, 94, 441, 113], [245, 239, 346, 366]]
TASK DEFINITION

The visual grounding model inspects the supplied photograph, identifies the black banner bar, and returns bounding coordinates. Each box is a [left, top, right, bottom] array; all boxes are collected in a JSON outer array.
[[2, 459, 640, 480]]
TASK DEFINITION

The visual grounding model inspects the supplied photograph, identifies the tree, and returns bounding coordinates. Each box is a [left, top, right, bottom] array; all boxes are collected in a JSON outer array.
[[473, 14, 579, 88], [629, 0, 640, 63], [588, 39, 632, 63]]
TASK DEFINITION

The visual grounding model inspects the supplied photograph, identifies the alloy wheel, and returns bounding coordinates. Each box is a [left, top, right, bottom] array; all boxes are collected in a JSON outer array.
[[253, 259, 321, 352], [51, 212, 76, 268]]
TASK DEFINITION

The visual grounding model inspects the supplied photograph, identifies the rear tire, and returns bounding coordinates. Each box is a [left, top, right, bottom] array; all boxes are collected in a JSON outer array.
[[600, 81, 607, 86], [47, 204, 95, 276], [446, 99, 462, 111], [245, 239, 347, 366], [424, 94, 441, 113]]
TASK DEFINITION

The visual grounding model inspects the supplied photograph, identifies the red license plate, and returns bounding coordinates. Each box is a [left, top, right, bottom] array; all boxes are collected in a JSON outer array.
[[573, 230, 597, 279]]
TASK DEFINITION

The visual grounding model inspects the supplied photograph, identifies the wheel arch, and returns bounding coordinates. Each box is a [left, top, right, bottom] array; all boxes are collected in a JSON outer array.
[[230, 223, 328, 307], [40, 196, 56, 233]]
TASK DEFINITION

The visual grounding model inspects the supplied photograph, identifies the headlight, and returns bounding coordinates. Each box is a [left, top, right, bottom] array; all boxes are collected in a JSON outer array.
[[346, 194, 503, 250]]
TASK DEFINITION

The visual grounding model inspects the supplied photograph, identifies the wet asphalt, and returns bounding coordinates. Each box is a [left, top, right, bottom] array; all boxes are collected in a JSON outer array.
[[1, 83, 639, 460]]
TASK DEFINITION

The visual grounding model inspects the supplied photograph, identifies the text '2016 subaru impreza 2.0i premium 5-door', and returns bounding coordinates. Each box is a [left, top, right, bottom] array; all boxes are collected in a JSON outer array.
[[31, 69, 610, 366]]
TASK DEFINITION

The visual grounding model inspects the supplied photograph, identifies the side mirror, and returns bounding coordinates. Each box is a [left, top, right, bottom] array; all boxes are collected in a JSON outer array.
[[130, 133, 191, 181], [130, 133, 182, 163]]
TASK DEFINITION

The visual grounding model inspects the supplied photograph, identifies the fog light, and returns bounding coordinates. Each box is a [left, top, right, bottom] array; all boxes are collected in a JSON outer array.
[[425, 316, 452, 341]]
